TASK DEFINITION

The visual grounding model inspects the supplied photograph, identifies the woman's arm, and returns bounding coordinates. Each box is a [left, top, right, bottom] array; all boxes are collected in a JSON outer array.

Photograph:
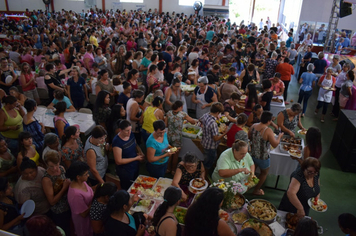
[[66, 85, 72, 101], [217, 219, 236, 236], [165, 88, 172, 106], [184, 114, 196, 124], [277, 112, 294, 137], [66, 104, 76, 112], [0, 210, 24, 231], [130, 103, 141, 122], [297, 115, 305, 130], [218, 168, 250, 178], [155, 109, 164, 121], [91, 220, 104, 235], [191, 93, 200, 104], [146, 147, 170, 163], [113, 147, 143, 165], [287, 178, 305, 217], [42, 176, 70, 206], [95, 84, 101, 95], [86, 149, 105, 184]]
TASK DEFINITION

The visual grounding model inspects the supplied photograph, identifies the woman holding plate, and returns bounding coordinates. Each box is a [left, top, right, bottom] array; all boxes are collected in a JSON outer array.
[[211, 140, 255, 194], [278, 157, 321, 217]]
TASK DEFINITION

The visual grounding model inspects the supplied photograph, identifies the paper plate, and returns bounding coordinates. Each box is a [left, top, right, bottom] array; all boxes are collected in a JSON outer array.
[[297, 129, 308, 135], [20, 199, 35, 218], [5, 75, 13, 84], [288, 150, 302, 159], [308, 198, 327, 212]]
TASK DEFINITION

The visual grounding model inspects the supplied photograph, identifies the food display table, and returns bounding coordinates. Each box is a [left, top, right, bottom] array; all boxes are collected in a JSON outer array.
[[270, 96, 286, 117], [33, 106, 96, 136]]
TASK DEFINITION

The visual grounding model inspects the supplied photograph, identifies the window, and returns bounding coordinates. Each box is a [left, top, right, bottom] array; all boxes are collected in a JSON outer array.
[[179, 0, 205, 6], [120, 0, 144, 2]]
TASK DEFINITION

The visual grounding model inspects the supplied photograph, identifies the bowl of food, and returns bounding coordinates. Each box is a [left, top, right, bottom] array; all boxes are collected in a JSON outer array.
[[174, 206, 187, 226], [244, 175, 260, 188], [247, 199, 277, 224], [189, 178, 208, 192], [231, 210, 249, 224], [241, 219, 274, 236], [227, 192, 246, 211]]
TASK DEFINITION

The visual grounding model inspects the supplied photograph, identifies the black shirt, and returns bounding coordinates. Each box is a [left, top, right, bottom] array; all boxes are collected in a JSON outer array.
[[165, 72, 174, 85], [262, 91, 273, 111], [207, 70, 219, 84]]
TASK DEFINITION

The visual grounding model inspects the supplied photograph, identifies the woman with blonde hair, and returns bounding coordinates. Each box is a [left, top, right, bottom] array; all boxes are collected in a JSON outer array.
[[19, 62, 40, 104], [112, 45, 126, 75]]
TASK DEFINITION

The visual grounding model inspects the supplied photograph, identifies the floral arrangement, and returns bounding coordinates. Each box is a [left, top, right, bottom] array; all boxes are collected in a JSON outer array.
[[211, 180, 246, 210], [216, 116, 229, 133]]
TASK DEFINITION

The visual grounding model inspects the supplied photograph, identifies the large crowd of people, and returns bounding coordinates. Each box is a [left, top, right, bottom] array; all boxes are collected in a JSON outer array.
[[0, 7, 355, 236]]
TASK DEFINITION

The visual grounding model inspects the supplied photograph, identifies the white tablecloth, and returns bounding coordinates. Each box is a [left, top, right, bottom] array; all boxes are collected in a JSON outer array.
[[34, 107, 95, 136], [268, 138, 304, 177], [179, 137, 205, 161], [270, 95, 286, 117]]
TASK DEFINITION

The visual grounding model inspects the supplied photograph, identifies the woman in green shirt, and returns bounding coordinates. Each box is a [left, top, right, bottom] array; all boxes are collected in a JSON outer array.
[[212, 140, 255, 193]]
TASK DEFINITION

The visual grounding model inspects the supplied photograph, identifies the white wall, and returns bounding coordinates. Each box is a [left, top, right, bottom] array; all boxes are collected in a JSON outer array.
[[0, 0, 6, 11], [299, 0, 356, 30]]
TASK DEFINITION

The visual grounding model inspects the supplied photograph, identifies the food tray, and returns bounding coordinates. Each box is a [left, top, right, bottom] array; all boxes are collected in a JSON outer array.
[[241, 218, 274, 236], [174, 206, 188, 226], [247, 199, 277, 224], [182, 124, 202, 139], [151, 177, 173, 200], [128, 175, 157, 195], [130, 199, 155, 214], [281, 135, 302, 145], [279, 142, 303, 154], [231, 210, 250, 224]]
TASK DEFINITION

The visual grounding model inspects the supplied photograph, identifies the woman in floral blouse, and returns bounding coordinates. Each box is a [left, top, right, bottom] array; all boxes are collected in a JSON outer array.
[[60, 125, 84, 169], [166, 101, 196, 174]]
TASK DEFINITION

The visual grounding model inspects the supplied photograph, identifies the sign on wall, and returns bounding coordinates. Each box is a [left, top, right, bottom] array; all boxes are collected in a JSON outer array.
[[136, 4, 146, 12]]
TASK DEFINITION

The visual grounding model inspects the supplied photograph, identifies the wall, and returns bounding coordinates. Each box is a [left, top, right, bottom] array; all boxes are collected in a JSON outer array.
[[299, 0, 356, 30]]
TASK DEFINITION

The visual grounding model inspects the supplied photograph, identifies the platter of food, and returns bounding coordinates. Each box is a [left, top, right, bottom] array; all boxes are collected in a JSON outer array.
[[181, 84, 197, 92], [240, 95, 247, 100], [174, 206, 187, 226], [241, 219, 274, 236], [151, 178, 173, 199], [128, 176, 157, 194], [231, 211, 249, 224], [219, 209, 230, 222], [281, 136, 302, 145], [244, 175, 260, 188], [297, 129, 308, 135], [189, 178, 208, 192], [247, 199, 277, 224], [272, 97, 283, 103], [323, 86, 336, 91], [288, 149, 302, 158], [308, 197, 327, 212], [182, 124, 202, 139], [285, 212, 299, 230], [130, 199, 155, 214], [279, 143, 303, 154]]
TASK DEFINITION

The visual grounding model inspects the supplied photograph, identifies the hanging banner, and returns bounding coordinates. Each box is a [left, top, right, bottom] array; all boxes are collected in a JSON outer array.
[[136, 4, 147, 12], [112, 2, 123, 12], [84, 0, 97, 8]]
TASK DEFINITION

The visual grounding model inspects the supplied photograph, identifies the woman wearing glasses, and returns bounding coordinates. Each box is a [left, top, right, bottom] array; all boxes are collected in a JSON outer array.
[[172, 153, 205, 202], [84, 126, 109, 186], [278, 157, 321, 217]]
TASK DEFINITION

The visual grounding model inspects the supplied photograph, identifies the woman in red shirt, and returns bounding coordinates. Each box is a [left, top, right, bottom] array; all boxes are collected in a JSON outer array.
[[19, 62, 40, 104], [226, 113, 248, 147]]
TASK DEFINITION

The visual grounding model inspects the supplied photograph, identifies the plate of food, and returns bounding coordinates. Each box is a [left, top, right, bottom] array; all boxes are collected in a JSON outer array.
[[165, 147, 178, 153], [247, 199, 277, 224], [189, 178, 208, 192], [288, 149, 302, 158], [297, 129, 308, 135], [244, 175, 259, 188], [219, 209, 230, 222], [308, 197, 327, 212], [281, 136, 302, 145], [240, 95, 247, 100], [232, 211, 249, 224], [285, 212, 299, 230], [241, 219, 273, 236]]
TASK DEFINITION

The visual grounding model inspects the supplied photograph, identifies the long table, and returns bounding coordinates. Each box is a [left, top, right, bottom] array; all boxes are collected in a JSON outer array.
[[270, 96, 286, 117], [34, 106, 96, 136]]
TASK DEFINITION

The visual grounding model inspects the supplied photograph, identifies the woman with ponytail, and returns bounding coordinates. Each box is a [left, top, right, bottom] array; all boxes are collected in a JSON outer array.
[[60, 125, 84, 169], [152, 186, 182, 236], [104, 190, 146, 236], [89, 182, 117, 236]]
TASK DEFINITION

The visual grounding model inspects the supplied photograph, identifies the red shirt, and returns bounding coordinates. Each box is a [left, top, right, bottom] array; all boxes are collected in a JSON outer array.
[[276, 63, 295, 81], [226, 124, 243, 147]]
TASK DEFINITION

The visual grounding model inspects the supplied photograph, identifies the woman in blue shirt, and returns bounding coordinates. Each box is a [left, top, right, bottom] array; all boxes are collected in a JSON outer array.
[[146, 120, 175, 178], [66, 66, 88, 110], [298, 64, 317, 117]]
